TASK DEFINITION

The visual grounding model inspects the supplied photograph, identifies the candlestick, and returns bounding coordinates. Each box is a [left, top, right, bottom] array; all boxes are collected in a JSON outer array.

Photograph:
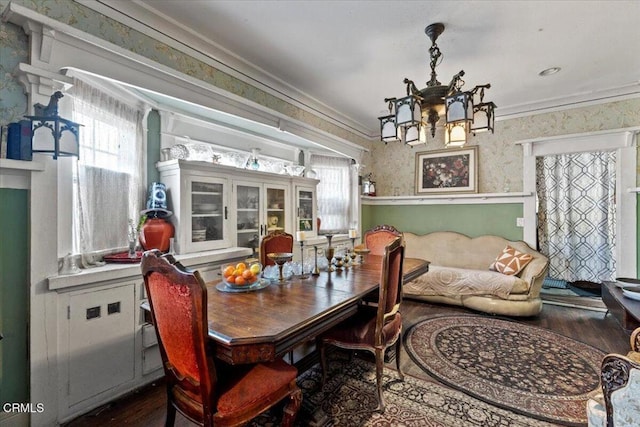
[[296, 231, 306, 241], [348, 229, 357, 238], [299, 240, 309, 279], [312, 245, 320, 276]]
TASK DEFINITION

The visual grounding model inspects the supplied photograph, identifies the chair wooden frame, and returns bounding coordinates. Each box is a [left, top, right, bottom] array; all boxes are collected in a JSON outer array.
[[364, 224, 403, 256], [141, 249, 301, 426], [259, 230, 294, 267], [317, 237, 405, 413]]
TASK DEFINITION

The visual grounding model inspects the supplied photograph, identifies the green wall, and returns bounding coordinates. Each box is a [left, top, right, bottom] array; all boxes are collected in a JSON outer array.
[[147, 109, 161, 185], [0, 189, 29, 405], [362, 203, 525, 242]]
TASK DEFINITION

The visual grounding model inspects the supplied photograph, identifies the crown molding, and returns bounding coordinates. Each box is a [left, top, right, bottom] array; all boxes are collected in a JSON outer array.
[[79, 0, 372, 139]]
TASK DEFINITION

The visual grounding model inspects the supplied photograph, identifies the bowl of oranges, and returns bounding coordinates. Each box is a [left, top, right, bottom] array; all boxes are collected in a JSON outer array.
[[221, 261, 262, 288]]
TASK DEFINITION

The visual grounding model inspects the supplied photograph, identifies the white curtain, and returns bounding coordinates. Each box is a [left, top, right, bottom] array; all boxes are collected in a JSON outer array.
[[536, 151, 616, 283], [70, 78, 145, 258], [310, 154, 353, 232]]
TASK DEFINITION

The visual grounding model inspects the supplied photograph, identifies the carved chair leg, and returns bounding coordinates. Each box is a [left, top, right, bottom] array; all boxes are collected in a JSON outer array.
[[375, 348, 385, 413], [165, 401, 176, 427], [395, 338, 404, 380], [281, 386, 303, 427], [318, 339, 328, 387]]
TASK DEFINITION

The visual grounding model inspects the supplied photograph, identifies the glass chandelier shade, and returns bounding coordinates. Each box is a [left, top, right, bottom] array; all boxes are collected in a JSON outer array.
[[444, 122, 467, 147], [445, 91, 474, 124], [394, 94, 422, 128]]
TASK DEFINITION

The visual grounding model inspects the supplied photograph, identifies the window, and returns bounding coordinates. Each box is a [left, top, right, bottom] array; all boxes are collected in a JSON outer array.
[[70, 78, 145, 258], [310, 154, 356, 232]]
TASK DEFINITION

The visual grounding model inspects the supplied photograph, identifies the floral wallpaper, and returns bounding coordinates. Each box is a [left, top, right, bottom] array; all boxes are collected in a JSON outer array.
[[368, 98, 640, 195], [0, 14, 28, 124], [1, 0, 638, 194]]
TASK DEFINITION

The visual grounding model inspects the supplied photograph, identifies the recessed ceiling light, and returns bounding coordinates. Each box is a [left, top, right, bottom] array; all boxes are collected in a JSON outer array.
[[539, 67, 561, 77]]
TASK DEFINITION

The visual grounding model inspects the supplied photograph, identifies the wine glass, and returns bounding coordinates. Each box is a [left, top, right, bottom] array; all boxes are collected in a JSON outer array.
[[267, 252, 293, 283], [325, 246, 335, 272]]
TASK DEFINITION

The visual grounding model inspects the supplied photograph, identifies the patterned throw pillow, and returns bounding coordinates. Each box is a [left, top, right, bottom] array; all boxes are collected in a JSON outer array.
[[489, 245, 533, 276]]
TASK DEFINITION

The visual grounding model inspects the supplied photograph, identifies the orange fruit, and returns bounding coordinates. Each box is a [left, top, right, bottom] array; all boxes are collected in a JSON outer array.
[[223, 266, 235, 277], [235, 276, 246, 286], [242, 270, 254, 280], [235, 262, 247, 272], [225, 275, 236, 284]]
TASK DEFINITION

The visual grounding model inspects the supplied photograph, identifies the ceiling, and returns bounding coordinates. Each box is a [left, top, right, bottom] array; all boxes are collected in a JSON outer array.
[[100, 0, 640, 141]]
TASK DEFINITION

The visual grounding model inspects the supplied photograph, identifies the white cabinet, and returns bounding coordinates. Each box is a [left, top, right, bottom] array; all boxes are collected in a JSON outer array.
[[158, 161, 232, 253], [158, 160, 318, 255]]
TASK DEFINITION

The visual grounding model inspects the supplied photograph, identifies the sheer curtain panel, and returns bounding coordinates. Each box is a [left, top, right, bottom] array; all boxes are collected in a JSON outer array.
[[70, 78, 145, 260], [311, 154, 353, 232]]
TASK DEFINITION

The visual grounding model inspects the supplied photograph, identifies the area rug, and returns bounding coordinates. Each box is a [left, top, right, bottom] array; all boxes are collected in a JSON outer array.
[[404, 315, 606, 426], [249, 352, 556, 427]]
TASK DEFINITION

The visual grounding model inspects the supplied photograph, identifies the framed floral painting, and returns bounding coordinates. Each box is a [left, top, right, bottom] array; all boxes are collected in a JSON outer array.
[[415, 147, 478, 194]]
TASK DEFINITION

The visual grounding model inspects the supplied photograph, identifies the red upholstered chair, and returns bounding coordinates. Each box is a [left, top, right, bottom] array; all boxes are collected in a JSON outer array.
[[317, 237, 405, 413], [364, 224, 403, 256], [141, 250, 301, 427], [260, 230, 294, 267]]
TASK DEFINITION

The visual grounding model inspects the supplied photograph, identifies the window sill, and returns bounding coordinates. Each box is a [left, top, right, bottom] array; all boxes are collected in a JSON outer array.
[[48, 247, 253, 291]]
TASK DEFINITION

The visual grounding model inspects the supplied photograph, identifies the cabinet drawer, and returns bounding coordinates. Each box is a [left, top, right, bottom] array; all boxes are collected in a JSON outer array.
[[142, 346, 162, 375], [142, 323, 158, 348]]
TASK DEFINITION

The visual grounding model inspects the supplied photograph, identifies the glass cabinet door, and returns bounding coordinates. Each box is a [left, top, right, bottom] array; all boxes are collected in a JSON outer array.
[[235, 183, 261, 254], [265, 185, 287, 233], [296, 186, 316, 236], [188, 178, 228, 250]]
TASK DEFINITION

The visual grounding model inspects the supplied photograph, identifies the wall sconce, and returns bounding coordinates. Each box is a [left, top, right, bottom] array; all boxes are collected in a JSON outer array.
[[25, 91, 81, 159]]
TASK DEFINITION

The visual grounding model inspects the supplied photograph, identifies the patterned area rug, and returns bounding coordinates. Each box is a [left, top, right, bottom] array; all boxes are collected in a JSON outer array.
[[404, 315, 606, 426], [249, 352, 557, 426]]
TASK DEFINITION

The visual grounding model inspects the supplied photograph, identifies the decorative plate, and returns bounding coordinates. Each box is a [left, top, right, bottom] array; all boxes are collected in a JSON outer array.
[[622, 287, 640, 301], [216, 279, 270, 293]]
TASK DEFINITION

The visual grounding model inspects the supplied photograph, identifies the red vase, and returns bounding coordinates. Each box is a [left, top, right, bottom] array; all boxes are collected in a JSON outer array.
[[139, 217, 174, 252]]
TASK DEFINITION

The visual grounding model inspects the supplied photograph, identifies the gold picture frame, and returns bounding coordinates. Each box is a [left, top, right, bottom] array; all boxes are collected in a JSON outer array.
[[415, 146, 478, 194]]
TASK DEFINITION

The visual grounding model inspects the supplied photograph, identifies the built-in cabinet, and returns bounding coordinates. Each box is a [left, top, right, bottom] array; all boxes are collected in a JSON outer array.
[[49, 248, 252, 423], [158, 160, 319, 255]]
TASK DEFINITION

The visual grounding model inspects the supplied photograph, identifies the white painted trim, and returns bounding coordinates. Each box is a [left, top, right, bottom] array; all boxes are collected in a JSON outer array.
[[497, 88, 640, 121], [361, 192, 532, 205], [4, 3, 367, 162], [0, 159, 45, 189], [79, 0, 372, 139], [628, 187, 640, 193], [520, 129, 638, 278]]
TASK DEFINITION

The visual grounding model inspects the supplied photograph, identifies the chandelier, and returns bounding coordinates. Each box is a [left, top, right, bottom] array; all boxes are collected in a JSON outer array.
[[378, 23, 496, 147]]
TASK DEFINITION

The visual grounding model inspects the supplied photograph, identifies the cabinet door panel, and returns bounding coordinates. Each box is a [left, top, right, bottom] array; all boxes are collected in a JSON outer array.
[[235, 183, 261, 252], [183, 176, 230, 252], [265, 185, 288, 233], [67, 284, 135, 406], [296, 185, 317, 237]]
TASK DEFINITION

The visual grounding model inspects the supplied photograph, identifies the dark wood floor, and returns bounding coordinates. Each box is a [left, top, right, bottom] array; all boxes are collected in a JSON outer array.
[[64, 299, 629, 427]]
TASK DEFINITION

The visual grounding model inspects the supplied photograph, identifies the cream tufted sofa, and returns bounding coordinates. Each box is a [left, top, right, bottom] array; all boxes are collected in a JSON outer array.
[[402, 231, 549, 317]]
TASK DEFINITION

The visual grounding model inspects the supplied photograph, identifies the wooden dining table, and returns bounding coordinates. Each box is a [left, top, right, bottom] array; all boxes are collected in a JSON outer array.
[[205, 255, 430, 365]]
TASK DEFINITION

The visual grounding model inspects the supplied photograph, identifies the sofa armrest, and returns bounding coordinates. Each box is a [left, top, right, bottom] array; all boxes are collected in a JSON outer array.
[[517, 256, 548, 297]]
